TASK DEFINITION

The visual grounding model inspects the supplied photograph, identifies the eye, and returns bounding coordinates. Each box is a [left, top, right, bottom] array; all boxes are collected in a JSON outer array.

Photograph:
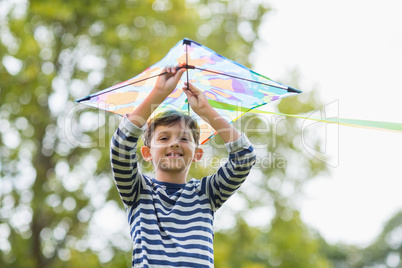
[[181, 137, 190, 141], [159, 137, 168, 141]]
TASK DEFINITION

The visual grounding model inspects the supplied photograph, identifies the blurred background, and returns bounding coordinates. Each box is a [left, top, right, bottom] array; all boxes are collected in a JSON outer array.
[[1, 0, 401, 267]]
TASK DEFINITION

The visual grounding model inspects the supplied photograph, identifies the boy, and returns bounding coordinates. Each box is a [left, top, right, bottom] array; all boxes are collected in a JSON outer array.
[[110, 65, 256, 267]]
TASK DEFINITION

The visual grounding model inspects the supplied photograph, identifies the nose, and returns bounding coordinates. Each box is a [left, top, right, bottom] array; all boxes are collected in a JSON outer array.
[[169, 139, 180, 147]]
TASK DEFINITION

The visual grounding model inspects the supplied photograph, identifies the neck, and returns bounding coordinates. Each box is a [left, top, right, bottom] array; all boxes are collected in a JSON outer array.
[[154, 169, 188, 184]]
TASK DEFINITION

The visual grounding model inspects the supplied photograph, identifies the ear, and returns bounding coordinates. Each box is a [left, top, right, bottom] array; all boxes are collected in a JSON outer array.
[[141, 146, 153, 161], [193, 148, 204, 162]]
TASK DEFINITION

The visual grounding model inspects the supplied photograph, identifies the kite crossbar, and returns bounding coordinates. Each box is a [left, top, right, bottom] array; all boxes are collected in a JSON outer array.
[[75, 65, 196, 102]]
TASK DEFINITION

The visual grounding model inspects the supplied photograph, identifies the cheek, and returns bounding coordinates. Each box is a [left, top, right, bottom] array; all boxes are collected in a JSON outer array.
[[150, 143, 165, 150], [185, 145, 197, 155], [182, 142, 193, 148], [151, 149, 163, 157]]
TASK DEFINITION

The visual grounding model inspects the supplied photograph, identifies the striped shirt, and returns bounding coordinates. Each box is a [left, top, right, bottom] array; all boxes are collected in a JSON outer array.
[[110, 116, 256, 268]]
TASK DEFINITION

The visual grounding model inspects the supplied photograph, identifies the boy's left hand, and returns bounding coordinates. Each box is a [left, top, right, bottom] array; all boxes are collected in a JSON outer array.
[[183, 82, 212, 116], [183, 82, 241, 143]]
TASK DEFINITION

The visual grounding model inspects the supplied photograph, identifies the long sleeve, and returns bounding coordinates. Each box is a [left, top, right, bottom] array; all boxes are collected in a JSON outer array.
[[110, 116, 144, 207], [200, 133, 256, 211]]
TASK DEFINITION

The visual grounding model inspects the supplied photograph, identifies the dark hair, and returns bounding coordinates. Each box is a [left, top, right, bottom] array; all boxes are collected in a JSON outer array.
[[143, 109, 200, 147]]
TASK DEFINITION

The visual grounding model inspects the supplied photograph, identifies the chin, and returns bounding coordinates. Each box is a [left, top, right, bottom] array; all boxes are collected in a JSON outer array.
[[159, 158, 190, 172], [160, 166, 188, 173]]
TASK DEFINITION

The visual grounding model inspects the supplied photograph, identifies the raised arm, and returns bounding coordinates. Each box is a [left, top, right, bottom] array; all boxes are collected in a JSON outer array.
[[127, 64, 186, 127], [183, 82, 241, 144]]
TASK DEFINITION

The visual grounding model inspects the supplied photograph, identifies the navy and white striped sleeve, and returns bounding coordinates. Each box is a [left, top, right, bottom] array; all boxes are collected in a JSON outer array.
[[200, 133, 256, 210], [110, 116, 144, 207]]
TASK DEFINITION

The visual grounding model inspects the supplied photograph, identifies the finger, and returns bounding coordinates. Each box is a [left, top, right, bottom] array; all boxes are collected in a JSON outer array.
[[182, 84, 191, 94], [183, 82, 193, 90], [177, 62, 186, 69], [169, 66, 185, 82], [182, 87, 190, 96], [176, 66, 186, 76], [183, 82, 192, 91], [175, 63, 187, 74], [185, 82, 201, 94], [183, 85, 195, 97], [164, 65, 174, 74]]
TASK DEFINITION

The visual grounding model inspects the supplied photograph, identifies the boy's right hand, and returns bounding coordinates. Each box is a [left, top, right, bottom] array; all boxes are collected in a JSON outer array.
[[154, 63, 187, 96], [127, 63, 186, 128]]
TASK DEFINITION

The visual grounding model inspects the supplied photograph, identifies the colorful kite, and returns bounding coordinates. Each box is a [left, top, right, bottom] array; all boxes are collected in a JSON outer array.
[[76, 38, 402, 142], [76, 38, 301, 143]]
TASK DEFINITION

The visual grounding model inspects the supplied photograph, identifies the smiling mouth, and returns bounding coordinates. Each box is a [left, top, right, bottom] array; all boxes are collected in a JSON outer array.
[[166, 152, 183, 158]]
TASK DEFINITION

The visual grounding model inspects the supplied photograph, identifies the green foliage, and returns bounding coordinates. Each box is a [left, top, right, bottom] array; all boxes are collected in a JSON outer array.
[[214, 212, 332, 268], [352, 211, 402, 268], [265, 210, 332, 268], [312, 211, 402, 268]]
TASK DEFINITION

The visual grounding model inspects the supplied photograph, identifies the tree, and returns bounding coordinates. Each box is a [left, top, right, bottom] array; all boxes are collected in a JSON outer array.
[[0, 0, 268, 267], [354, 211, 402, 268], [214, 211, 332, 267]]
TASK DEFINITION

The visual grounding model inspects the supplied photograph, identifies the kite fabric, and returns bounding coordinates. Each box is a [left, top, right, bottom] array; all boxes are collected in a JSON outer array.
[[76, 38, 402, 141], [76, 38, 301, 143]]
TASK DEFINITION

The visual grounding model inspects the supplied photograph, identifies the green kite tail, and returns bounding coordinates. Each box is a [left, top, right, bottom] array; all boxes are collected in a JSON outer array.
[[208, 99, 402, 133]]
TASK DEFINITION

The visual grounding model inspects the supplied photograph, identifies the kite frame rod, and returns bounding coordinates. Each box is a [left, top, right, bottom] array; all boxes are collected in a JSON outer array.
[[192, 67, 301, 93], [75, 65, 195, 102], [185, 42, 190, 114]]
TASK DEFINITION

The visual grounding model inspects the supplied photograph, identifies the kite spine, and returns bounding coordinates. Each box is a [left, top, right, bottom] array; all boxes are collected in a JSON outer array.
[[184, 39, 190, 115]]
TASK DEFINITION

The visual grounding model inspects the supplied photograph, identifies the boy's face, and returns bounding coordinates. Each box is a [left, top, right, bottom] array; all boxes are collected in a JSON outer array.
[[141, 121, 203, 175]]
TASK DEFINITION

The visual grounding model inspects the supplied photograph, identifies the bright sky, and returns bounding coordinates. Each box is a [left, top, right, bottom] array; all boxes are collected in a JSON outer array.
[[253, 0, 402, 246]]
